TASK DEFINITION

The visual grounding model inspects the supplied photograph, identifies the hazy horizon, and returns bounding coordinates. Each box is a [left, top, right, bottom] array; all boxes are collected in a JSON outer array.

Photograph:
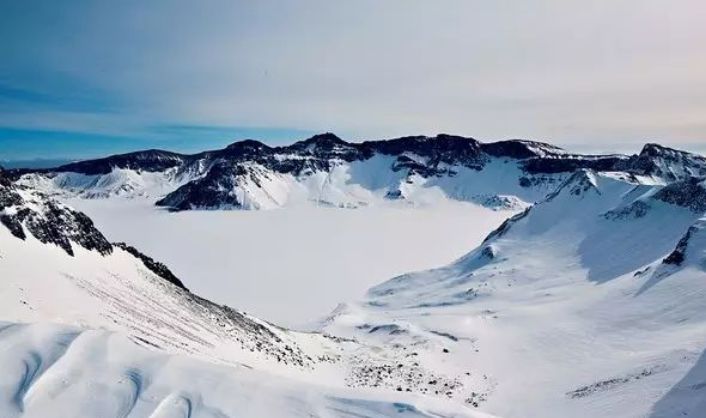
[[2, 1, 705, 162]]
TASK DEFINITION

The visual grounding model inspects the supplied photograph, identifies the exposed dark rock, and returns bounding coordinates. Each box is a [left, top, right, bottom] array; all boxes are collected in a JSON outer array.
[[0, 179, 112, 256], [481, 139, 563, 159], [545, 170, 600, 201], [113, 242, 187, 289], [653, 177, 706, 213], [603, 200, 651, 220], [663, 226, 697, 266], [361, 134, 485, 170], [385, 189, 404, 200], [483, 207, 532, 243], [522, 155, 627, 174], [53, 150, 186, 175], [626, 143, 706, 180], [156, 163, 250, 210]]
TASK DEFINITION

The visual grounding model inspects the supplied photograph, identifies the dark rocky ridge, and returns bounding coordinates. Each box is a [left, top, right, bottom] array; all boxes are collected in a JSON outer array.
[[14, 134, 704, 178], [1, 171, 113, 256], [8, 133, 570, 177], [662, 219, 706, 266], [53, 150, 186, 176], [13, 133, 706, 211], [653, 178, 706, 213], [113, 242, 187, 289]]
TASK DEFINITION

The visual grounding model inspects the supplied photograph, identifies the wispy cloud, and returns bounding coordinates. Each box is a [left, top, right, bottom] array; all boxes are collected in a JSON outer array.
[[1, 0, 704, 160]]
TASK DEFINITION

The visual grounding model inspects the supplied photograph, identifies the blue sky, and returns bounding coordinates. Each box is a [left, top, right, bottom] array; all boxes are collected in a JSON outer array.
[[1, 0, 705, 163], [0, 126, 314, 162]]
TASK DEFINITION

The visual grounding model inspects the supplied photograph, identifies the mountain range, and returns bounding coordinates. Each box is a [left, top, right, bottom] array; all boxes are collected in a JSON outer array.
[[11, 133, 706, 211], [1, 134, 706, 417]]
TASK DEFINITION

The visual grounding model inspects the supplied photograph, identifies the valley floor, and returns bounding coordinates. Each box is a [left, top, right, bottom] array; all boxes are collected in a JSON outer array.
[[68, 198, 511, 327]]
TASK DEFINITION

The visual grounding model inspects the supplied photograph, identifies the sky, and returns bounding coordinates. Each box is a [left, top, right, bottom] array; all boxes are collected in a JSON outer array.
[[1, 0, 705, 163]]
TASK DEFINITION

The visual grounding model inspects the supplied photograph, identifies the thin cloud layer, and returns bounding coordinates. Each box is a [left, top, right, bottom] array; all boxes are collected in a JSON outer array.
[[1, 0, 705, 159]]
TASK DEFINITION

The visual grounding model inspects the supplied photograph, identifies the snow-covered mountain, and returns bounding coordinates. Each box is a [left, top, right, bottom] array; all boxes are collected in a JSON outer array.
[[3, 138, 706, 417], [321, 167, 706, 418], [0, 167, 490, 417], [18, 133, 704, 212]]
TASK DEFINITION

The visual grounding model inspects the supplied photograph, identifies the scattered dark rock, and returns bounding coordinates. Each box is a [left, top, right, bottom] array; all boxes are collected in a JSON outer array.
[[113, 242, 187, 289]]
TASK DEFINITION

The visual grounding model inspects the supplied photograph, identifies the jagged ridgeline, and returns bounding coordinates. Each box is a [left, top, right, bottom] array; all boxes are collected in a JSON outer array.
[[12, 133, 706, 211]]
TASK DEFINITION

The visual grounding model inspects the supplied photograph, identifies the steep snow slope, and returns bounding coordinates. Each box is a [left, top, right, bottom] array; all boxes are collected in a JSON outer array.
[[323, 170, 706, 418], [0, 180, 331, 373], [18, 168, 193, 200]]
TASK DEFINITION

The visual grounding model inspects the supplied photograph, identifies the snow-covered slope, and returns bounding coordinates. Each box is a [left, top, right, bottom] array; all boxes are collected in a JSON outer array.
[[0, 167, 491, 417], [4, 141, 706, 417], [323, 169, 706, 418], [0, 321, 494, 418], [0, 171, 328, 371]]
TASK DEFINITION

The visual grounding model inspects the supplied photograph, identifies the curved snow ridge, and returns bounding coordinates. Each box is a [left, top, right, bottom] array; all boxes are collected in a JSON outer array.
[[0, 321, 494, 418]]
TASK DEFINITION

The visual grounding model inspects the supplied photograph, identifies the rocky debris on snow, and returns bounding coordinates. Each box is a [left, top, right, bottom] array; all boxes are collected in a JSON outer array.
[[566, 366, 665, 399], [113, 242, 187, 289]]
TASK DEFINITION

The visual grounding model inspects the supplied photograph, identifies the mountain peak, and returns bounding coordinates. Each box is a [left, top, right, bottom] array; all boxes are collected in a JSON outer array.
[[482, 139, 564, 159], [637, 142, 705, 161], [639, 143, 682, 157], [225, 139, 269, 149], [546, 169, 600, 201], [628, 142, 706, 180], [433, 133, 475, 141], [299, 132, 348, 147]]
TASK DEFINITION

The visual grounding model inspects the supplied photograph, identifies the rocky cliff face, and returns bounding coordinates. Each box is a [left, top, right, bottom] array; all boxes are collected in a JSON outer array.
[[0, 169, 113, 256]]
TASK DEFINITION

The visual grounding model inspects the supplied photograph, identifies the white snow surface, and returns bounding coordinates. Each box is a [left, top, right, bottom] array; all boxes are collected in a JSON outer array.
[[5, 162, 706, 417], [66, 198, 512, 327], [0, 219, 494, 417], [322, 170, 706, 418], [0, 321, 491, 418]]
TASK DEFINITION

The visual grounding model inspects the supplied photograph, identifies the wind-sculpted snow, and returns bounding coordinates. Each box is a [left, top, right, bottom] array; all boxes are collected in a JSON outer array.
[[0, 322, 491, 418]]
